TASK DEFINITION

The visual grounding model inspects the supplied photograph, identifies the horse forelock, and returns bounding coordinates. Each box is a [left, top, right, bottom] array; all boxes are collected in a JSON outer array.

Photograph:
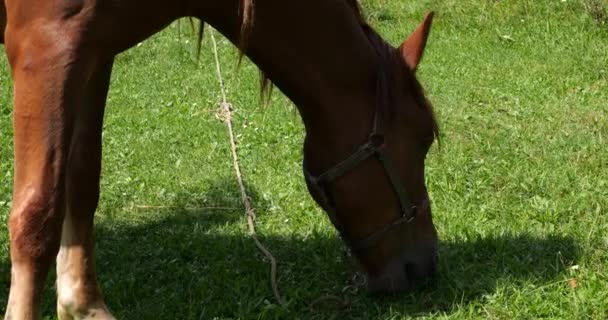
[[360, 24, 440, 143], [340, 1, 439, 141]]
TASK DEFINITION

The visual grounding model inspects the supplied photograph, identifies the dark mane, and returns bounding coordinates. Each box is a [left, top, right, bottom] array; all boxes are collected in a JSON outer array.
[[345, 0, 367, 23], [243, 0, 439, 141], [254, 0, 366, 104]]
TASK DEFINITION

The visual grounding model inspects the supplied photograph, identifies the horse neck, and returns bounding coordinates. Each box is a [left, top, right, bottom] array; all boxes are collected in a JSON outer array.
[[194, 0, 379, 146]]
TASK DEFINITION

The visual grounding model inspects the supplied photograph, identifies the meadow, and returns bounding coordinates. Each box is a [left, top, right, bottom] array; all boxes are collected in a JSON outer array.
[[0, 0, 607, 319]]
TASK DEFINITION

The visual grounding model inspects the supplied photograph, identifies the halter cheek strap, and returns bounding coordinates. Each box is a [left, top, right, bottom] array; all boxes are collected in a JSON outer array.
[[303, 131, 419, 252], [303, 73, 421, 252]]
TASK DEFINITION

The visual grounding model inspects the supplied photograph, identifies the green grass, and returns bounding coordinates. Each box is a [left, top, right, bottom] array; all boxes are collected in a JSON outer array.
[[1, 0, 607, 318]]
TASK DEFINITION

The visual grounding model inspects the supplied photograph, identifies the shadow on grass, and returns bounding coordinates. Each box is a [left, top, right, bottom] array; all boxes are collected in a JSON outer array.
[[0, 178, 580, 319], [362, 234, 580, 316], [97, 214, 580, 318]]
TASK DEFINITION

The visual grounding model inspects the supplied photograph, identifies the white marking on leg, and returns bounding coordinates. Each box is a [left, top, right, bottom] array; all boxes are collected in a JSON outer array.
[[56, 214, 115, 320], [57, 213, 76, 310]]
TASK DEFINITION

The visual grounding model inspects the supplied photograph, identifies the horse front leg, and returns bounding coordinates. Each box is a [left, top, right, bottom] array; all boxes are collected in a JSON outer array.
[[56, 58, 115, 320], [3, 9, 111, 320]]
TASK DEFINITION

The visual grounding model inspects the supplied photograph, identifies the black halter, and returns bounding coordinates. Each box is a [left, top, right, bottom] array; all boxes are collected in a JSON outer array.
[[303, 60, 424, 252]]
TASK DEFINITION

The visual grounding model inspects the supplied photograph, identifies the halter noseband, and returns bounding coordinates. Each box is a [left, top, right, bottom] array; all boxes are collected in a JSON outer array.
[[303, 55, 425, 252]]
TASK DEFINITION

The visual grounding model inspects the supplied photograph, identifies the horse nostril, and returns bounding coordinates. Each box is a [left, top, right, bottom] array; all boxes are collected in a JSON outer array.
[[430, 252, 439, 273]]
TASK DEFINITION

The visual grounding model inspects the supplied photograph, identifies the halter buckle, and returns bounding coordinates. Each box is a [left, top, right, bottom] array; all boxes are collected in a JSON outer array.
[[404, 205, 417, 222], [369, 133, 385, 149]]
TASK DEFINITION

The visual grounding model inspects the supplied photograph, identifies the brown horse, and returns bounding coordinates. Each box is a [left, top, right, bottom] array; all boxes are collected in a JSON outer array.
[[1, 0, 439, 318]]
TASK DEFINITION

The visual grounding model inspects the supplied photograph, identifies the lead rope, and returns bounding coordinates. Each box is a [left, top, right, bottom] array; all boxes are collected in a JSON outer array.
[[209, 29, 286, 307]]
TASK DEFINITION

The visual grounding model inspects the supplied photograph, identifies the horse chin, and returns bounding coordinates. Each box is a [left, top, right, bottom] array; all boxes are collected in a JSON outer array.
[[364, 249, 439, 296], [365, 257, 411, 295]]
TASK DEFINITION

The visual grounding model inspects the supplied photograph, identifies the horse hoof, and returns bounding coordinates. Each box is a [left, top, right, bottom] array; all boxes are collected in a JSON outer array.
[[58, 302, 116, 320]]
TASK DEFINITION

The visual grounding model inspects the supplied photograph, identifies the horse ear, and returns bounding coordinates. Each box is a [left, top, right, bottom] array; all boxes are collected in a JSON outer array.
[[399, 12, 434, 72]]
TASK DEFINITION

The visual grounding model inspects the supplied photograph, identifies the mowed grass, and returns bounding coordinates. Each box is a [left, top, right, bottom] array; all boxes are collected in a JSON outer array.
[[1, 0, 607, 319]]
